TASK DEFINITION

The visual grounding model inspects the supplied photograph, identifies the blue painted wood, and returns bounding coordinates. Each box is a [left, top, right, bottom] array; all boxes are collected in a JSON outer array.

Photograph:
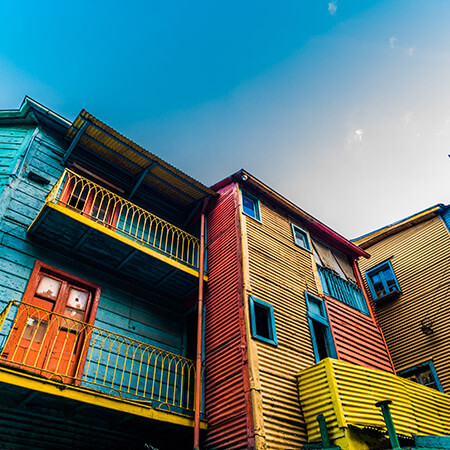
[[0, 126, 33, 196]]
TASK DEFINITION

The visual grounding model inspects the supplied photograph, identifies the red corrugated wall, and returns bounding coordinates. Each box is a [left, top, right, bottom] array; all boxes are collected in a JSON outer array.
[[325, 295, 394, 373], [204, 183, 254, 449]]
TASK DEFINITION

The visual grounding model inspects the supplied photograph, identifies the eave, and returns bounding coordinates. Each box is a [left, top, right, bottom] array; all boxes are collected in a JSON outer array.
[[221, 169, 369, 259]]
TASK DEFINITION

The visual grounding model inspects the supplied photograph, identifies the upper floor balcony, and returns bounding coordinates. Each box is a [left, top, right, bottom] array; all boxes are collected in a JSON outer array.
[[28, 170, 206, 297], [317, 265, 368, 314]]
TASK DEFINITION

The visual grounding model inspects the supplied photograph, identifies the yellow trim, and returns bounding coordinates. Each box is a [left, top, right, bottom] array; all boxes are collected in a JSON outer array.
[[33, 202, 207, 281], [0, 366, 207, 429]]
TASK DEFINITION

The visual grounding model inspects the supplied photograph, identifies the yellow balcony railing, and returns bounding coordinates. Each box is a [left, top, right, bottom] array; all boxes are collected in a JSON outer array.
[[0, 300, 199, 414], [298, 358, 450, 443], [39, 169, 201, 270]]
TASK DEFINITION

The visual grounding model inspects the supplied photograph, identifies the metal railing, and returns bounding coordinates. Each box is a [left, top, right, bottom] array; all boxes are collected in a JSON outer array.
[[0, 300, 199, 414], [317, 265, 368, 314], [45, 169, 200, 269]]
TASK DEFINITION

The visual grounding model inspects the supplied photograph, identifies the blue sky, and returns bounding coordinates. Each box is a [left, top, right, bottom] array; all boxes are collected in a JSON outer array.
[[1, 1, 449, 237]]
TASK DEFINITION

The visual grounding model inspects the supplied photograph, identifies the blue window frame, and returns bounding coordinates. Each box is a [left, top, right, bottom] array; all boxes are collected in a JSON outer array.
[[305, 292, 336, 362], [365, 260, 401, 300], [291, 224, 311, 251], [398, 361, 443, 392], [241, 190, 261, 222], [249, 296, 277, 346]]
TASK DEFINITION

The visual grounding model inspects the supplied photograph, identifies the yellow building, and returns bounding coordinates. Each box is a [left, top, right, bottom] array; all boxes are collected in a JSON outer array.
[[353, 204, 450, 395], [204, 173, 450, 449]]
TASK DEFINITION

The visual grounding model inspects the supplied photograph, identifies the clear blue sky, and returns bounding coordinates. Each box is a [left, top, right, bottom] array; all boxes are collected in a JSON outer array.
[[1, 1, 449, 237]]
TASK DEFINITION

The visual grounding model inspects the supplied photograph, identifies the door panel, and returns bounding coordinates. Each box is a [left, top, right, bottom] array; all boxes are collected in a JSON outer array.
[[1, 262, 101, 384]]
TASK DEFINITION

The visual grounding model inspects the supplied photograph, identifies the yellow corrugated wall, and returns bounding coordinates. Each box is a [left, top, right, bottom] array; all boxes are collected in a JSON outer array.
[[357, 216, 450, 393], [243, 200, 321, 449], [298, 358, 450, 442]]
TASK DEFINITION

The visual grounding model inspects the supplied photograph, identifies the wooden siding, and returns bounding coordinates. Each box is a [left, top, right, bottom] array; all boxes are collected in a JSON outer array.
[[358, 216, 450, 394], [0, 126, 186, 363], [244, 199, 319, 449], [204, 183, 253, 450], [0, 126, 33, 196], [324, 296, 393, 372]]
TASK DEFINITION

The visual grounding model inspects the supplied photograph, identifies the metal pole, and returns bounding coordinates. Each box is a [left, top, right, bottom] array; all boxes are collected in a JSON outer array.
[[375, 400, 401, 450], [194, 199, 208, 450], [317, 414, 331, 447]]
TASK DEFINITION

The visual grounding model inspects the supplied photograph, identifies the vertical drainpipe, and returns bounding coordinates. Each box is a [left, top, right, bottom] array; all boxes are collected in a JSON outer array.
[[194, 198, 208, 450]]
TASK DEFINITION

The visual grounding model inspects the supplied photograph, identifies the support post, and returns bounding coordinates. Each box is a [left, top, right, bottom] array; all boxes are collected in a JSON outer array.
[[194, 198, 208, 450], [375, 400, 400, 450], [317, 414, 331, 448]]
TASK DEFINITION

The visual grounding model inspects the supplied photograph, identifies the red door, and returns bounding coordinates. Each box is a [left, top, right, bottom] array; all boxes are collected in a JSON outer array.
[[2, 262, 100, 384]]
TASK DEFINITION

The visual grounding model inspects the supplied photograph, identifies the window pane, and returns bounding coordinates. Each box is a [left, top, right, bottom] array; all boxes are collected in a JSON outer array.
[[23, 318, 48, 344], [36, 276, 61, 300], [371, 273, 386, 297], [242, 195, 257, 219], [67, 288, 89, 311], [254, 303, 271, 339], [382, 268, 398, 292], [308, 299, 323, 318]]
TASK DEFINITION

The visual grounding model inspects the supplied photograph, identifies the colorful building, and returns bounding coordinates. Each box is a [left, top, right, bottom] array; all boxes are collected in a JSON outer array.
[[203, 173, 450, 449], [0, 97, 215, 449], [353, 204, 450, 395], [1, 98, 450, 449]]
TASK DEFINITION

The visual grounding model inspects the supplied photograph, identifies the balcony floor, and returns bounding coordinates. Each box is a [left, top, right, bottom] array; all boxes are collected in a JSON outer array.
[[0, 364, 206, 449], [28, 203, 204, 297]]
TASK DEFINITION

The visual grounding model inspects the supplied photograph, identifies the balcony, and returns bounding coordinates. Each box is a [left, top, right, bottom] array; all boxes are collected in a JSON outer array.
[[28, 170, 206, 296], [298, 358, 450, 445], [317, 265, 368, 314], [0, 300, 204, 427]]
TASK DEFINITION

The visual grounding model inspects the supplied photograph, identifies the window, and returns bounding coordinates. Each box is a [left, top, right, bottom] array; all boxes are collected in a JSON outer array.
[[60, 171, 119, 228], [241, 191, 261, 222], [305, 292, 336, 362], [291, 224, 311, 251], [399, 361, 443, 392], [365, 261, 401, 300], [249, 296, 277, 345], [311, 238, 368, 314]]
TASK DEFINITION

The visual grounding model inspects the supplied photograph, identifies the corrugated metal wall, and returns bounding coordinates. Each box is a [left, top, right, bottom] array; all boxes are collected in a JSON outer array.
[[244, 200, 319, 449], [358, 216, 450, 393], [325, 296, 393, 372], [298, 358, 450, 443], [204, 183, 253, 450], [243, 193, 396, 449]]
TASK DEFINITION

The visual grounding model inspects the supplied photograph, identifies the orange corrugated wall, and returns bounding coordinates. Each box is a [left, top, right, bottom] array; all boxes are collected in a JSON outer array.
[[204, 183, 254, 449]]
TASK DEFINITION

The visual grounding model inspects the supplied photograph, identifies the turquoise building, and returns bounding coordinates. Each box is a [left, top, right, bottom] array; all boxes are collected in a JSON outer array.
[[0, 97, 214, 449]]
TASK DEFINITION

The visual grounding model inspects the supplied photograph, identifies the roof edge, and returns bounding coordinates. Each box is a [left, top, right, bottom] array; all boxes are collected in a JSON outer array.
[[231, 169, 369, 258], [352, 204, 445, 249]]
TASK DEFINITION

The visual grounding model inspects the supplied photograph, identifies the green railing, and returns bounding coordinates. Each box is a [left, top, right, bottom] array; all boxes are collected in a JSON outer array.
[[0, 300, 199, 414], [317, 265, 368, 314]]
